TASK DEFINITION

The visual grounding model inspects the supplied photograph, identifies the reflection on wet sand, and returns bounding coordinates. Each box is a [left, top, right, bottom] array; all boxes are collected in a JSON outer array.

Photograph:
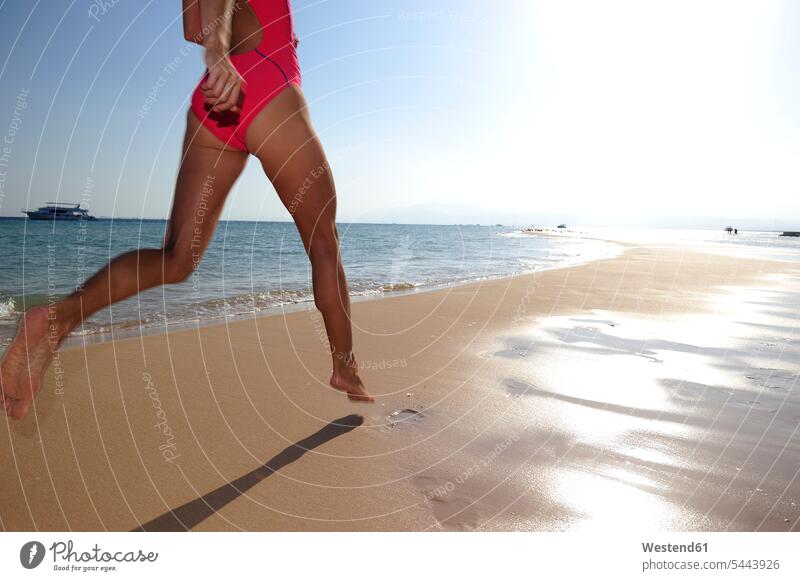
[[474, 282, 799, 531]]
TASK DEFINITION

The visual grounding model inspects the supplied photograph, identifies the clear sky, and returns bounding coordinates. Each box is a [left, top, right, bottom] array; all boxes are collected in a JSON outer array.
[[0, 0, 798, 227]]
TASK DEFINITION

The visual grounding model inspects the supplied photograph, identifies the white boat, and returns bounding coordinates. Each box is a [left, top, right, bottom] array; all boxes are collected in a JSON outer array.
[[22, 202, 96, 221]]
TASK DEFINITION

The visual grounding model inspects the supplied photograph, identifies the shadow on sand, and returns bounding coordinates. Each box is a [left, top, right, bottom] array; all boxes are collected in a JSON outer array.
[[133, 414, 364, 531]]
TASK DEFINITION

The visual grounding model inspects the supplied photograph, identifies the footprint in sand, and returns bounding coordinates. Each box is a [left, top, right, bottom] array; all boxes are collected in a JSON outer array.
[[745, 368, 798, 391], [379, 408, 425, 432], [413, 475, 482, 531], [504, 378, 537, 398], [733, 399, 779, 413], [481, 342, 534, 359], [492, 346, 532, 359]]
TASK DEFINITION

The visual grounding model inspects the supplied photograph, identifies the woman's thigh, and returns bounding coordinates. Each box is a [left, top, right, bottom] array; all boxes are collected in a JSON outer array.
[[244, 86, 337, 243], [164, 109, 249, 258]]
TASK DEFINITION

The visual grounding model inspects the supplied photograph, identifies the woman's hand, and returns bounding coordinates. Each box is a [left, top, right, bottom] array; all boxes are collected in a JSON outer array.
[[202, 46, 243, 113]]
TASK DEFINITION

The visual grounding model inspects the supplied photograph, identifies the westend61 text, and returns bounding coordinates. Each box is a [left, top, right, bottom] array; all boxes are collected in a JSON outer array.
[[642, 542, 708, 553]]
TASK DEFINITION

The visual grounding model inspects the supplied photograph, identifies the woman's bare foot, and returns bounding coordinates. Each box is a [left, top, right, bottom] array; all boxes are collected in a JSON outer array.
[[0, 306, 59, 419], [329, 358, 374, 403]]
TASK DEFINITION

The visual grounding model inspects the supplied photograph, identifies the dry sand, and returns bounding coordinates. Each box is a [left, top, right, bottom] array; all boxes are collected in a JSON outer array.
[[1, 245, 799, 531]]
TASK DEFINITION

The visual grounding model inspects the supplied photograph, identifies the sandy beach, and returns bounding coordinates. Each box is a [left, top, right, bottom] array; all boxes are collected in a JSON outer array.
[[1, 243, 798, 532]]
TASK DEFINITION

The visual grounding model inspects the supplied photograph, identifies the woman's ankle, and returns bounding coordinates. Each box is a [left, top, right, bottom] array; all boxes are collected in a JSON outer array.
[[48, 301, 82, 346], [332, 350, 358, 374]]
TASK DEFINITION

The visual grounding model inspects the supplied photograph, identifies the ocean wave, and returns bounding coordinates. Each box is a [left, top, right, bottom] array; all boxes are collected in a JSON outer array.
[[380, 282, 418, 292], [202, 289, 313, 310], [1, 282, 428, 346], [0, 297, 17, 319], [0, 293, 67, 319], [497, 231, 533, 239]]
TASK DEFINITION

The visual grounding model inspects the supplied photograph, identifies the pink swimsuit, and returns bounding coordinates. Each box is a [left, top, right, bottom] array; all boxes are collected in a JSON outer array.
[[190, 0, 301, 152]]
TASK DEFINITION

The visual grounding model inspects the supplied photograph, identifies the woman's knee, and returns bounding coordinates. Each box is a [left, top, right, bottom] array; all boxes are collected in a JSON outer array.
[[305, 224, 339, 263], [161, 246, 197, 284]]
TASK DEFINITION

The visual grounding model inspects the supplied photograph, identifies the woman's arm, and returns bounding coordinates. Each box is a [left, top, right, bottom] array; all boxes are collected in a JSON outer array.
[[199, 0, 243, 113], [200, 0, 235, 52], [182, 0, 203, 44]]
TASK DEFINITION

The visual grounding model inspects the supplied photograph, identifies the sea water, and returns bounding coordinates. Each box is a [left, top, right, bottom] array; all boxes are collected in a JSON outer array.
[[0, 219, 620, 349]]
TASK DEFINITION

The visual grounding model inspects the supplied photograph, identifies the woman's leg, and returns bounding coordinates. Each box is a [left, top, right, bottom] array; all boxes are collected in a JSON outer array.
[[245, 85, 373, 402], [1, 110, 248, 419]]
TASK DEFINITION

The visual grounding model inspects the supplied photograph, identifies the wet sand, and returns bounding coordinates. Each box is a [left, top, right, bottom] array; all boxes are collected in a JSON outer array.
[[1, 245, 799, 531]]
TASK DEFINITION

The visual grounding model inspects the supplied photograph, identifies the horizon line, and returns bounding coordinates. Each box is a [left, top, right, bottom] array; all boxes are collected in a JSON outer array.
[[0, 215, 794, 232]]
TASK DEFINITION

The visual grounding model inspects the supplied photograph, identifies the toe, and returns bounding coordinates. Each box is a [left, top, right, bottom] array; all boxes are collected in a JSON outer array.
[[348, 392, 375, 403]]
